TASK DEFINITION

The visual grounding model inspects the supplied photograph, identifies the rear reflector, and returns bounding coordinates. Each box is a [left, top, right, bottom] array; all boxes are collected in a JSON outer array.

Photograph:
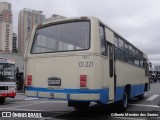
[[80, 75, 87, 87], [27, 75, 32, 85]]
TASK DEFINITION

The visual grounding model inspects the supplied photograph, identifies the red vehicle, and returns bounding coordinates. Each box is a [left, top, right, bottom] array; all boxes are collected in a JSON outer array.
[[0, 57, 16, 104]]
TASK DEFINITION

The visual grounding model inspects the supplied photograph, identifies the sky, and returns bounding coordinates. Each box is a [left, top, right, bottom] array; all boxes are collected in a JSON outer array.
[[2, 0, 160, 66]]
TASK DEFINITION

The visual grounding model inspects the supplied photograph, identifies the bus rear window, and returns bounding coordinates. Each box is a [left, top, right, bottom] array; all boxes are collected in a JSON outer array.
[[31, 21, 90, 54]]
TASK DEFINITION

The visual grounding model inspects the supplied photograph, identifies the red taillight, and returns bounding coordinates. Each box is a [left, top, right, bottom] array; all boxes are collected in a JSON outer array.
[[27, 75, 32, 85], [80, 75, 87, 87]]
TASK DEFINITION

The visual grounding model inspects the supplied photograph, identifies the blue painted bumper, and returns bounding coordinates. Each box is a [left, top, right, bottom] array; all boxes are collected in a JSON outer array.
[[25, 87, 109, 104]]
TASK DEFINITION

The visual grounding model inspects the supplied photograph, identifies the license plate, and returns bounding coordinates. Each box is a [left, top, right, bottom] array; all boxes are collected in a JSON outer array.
[[48, 79, 61, 86]]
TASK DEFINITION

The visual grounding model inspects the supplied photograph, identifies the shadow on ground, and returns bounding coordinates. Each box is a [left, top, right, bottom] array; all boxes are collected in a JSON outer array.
[[54, 102, 125, 120]]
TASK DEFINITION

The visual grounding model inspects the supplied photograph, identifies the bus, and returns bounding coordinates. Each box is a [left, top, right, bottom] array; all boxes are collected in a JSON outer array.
[[24, 17, 149, 110], [0, 57, 16, 104]]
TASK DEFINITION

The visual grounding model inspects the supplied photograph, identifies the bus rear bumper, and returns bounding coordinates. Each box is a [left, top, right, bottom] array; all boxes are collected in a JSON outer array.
[[25, 87, 109, 104]]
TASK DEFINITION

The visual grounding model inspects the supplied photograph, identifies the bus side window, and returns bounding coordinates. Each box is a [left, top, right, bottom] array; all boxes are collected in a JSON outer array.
[[99, 25, 107, 56], [109, 44, 113, 77], [114, 36, 118, 47], [144, 58, 149, 76]]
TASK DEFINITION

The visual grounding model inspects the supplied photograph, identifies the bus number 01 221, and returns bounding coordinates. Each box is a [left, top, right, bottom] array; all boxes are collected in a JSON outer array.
[[79, 61, 93, 67]]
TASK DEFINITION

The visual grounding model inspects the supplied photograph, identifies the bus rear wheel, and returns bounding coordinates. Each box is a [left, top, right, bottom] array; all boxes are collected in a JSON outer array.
[[0, 97, 5, 105], [119, 91, 128, 111], [68, 101, 90, 110]]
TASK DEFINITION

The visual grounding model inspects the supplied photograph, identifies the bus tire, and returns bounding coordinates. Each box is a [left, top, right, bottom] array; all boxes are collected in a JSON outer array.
[[68, 101, 90, 110], [0, 97, 5, 105], [119, 91, 128, 111]]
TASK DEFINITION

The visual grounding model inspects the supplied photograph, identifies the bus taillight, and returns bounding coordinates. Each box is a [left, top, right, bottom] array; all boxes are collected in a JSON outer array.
[[80, 75, 87, 87], [27, 75, 32, 85]]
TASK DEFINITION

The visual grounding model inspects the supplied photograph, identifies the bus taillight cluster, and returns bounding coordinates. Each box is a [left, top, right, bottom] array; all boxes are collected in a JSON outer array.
[[80, 75, 87, 87], [27, 75, 32, 86]]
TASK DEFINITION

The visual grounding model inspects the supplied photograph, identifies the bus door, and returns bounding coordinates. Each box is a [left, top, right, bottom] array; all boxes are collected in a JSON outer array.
[[108, 43, 116, 101]]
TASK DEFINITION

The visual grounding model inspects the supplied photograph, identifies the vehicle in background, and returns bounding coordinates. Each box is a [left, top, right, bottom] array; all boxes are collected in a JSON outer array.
[[0, 57, 16, 104], [149, 72, 160, 83]]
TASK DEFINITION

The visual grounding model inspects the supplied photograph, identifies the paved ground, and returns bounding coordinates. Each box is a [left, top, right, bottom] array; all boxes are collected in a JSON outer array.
[[0, 82, 160, 120]]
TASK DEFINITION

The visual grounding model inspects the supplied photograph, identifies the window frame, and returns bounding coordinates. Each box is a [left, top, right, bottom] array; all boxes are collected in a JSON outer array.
[[118, 38, 124, 50], [30, 20, 91, 54], [99, 24, 107, 56]]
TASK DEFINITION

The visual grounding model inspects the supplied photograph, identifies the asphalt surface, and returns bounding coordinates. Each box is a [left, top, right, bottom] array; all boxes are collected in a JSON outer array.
[[0, 82, 160, 120]]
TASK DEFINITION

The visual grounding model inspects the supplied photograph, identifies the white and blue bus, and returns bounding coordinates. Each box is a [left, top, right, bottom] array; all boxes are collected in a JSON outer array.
[[24, 17, 149, 110]]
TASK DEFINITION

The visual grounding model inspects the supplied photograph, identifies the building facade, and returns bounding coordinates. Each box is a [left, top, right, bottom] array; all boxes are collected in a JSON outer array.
[[12, 33, 17, 53], [0, 2, 13, 53], [18, 8, 45, 55]]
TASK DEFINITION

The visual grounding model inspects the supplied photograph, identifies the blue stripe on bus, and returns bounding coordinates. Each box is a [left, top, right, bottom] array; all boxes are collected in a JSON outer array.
[[25, 83, 145, 104], [115, 86, 125, 101], [115, 84, 145, 101], [130, 84, 145, 98]]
